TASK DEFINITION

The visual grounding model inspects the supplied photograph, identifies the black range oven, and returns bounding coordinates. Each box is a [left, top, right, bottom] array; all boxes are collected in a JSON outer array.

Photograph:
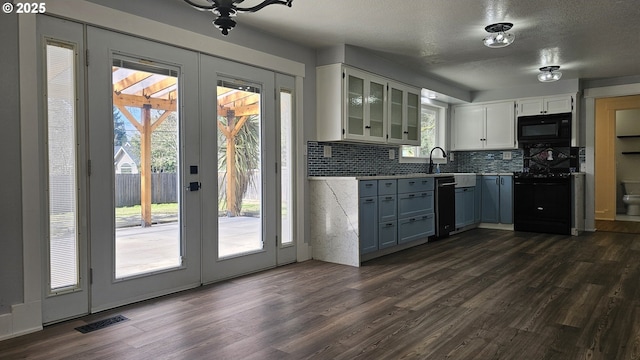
[[513, 144, 578, 236], [513, 173, 571, 235]]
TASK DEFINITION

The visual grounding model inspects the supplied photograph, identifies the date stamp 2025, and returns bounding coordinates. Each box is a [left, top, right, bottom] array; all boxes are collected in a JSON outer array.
[[3, 2, 47, 14]]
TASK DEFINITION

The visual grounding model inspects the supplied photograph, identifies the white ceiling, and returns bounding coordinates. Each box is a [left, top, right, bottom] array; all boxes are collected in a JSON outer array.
[[230, 0, 640, 93]]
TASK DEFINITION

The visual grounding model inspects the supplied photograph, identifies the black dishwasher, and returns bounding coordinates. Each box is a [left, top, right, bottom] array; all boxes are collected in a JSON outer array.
[[435, 176, 456, 238]]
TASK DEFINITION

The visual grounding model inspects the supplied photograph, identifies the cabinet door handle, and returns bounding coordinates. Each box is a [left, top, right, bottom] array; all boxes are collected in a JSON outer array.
[[408, 194, 415, 198], [386, 196, 393, 200], [501, 178, 504, 185], [403, 131, 409, 134], [496, 178, 499, 185], [409, 181, 415, 184], [365, 125, 371, 129], [365, 199, 374, 202], [365, 183, 373, 187]]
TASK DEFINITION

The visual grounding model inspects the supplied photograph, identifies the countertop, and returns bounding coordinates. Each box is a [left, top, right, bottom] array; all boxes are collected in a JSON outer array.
[[308, 172, 514, 181]]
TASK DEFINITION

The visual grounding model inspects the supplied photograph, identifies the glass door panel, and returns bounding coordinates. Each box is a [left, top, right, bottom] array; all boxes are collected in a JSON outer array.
[[280, 90, 293, 246], [46, 42, 80, 293], [369, 81, 385, 138], [390, 87, 404, 141], [347, 75, 364, 136], [407, 92, 420, 142], [217, 80, 263, 258], [112, 62, 181, 278]]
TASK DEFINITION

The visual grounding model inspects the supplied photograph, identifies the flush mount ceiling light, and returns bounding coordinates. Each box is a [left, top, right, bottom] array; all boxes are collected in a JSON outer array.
[[483, 22, 515, 48], [538, 66, 563, 82], [183, 0, 293, 36]]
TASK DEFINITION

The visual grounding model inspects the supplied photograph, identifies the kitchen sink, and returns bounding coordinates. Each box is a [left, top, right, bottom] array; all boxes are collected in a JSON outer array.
[[453, 173, 477, 188]]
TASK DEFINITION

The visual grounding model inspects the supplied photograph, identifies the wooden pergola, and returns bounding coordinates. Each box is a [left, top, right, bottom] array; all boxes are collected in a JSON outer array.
[[112, 66, 260, 226], [216, 87, 260, 217], [112, 66, 177, 227]]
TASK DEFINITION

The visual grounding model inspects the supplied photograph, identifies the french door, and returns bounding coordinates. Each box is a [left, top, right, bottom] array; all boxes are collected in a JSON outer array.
[[200, 55, 292, 282], [87, 27, 201, 311], [41, 19, 296, 321]]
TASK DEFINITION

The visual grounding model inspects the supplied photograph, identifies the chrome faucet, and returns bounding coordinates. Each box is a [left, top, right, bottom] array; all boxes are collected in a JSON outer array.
[[429, 146, 447, 174]]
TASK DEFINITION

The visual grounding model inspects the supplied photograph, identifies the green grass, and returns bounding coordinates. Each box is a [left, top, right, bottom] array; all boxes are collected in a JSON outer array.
[[115, 203, 179, 217], [115, 200, 262, 217]]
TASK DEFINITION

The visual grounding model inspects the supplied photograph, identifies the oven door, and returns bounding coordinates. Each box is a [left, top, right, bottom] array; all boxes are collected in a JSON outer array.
[[513, 178, 571, 235]]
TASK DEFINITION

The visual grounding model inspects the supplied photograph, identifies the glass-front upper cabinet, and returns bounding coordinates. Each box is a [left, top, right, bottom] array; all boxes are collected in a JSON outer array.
[[317, 64, 422, 145], [344, 67, 387, 143], [387, 81, 421, 146]]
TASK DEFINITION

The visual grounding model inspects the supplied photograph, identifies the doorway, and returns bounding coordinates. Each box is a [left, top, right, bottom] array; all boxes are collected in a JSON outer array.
[[40, 19, 297, 323], [594, 95, 640, 233]]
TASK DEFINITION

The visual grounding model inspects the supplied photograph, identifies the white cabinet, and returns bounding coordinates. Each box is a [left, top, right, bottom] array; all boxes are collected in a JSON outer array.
[[387, 82, 421, 146], [316, 64, 387, 143], [517, 95, 573, 116], [451, 101, 515, 151]]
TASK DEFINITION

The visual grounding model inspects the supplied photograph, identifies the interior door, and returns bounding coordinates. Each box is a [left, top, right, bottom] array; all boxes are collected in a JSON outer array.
[[200, 55, 279, 283], [39, 15, 89, 324], [87, 27, 201, 312]]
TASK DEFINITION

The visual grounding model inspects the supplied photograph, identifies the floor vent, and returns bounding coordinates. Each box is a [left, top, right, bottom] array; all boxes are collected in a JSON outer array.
[[75, 315, 129, 334]]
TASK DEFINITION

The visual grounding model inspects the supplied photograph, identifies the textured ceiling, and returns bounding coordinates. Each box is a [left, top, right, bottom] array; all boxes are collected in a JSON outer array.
[[231, 0, 640, 93]]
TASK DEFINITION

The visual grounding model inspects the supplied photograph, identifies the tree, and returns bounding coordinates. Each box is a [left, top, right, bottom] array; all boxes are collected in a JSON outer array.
[[128, 110, 178, 173], [218, 114, 260, 217], [113, 106, 127, 146]]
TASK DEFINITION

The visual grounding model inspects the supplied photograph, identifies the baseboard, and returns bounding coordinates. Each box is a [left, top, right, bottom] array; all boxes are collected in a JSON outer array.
[[477, 223, 515, 231], [0, 301, 43, 341]]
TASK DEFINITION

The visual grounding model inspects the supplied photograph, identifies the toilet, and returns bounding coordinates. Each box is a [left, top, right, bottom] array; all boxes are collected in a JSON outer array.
[[622, 180, 640, 216]]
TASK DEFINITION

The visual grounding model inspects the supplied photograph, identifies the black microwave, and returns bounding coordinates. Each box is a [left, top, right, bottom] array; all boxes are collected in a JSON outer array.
[[517, 112, 571, 144]]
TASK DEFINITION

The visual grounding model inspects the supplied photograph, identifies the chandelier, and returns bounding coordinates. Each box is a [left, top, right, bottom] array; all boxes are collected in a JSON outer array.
[[538, 66, 562, 82], [483, 22, 515, 48], [183, 0, 293, 36]]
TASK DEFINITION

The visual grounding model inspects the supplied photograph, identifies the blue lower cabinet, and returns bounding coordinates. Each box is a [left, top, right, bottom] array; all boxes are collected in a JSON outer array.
[[378, 221, 397, 249], [378, 194, 397, 222], [398, 213, 435, 244], [455, 187, 476, 228], [480, 175, 513, 224], [499, 176, 513, 224], [359, 196, 378, 254]]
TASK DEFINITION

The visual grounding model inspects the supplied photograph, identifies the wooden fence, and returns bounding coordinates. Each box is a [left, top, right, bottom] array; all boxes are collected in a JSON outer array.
[[116, 173, 177, 207]]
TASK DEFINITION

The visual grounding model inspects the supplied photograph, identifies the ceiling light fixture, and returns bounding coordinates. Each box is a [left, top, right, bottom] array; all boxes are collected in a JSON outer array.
[[483, 22, 515, 48], [183, 0, 293, 36], [537, 66, 562, 82]]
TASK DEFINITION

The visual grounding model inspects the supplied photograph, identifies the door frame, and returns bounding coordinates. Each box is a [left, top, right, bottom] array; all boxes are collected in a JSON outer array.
[[38, 15, 90, 325], [594, 95, 640, 221]]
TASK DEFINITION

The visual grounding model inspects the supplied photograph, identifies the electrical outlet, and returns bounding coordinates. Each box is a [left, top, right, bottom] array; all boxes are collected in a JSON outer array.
[[323, 145, 332, 158], [502, 151, 512, 160], [449, 152, 454, 162], [389, 149, 395, 160]]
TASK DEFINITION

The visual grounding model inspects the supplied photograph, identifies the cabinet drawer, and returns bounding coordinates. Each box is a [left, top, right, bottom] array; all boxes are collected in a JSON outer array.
[[398, 213, 434, 244], [398, 178, 433, 194], [378, 194, 397, 222], [378, 221, 397, 249], [398, 191, 433, 218], [359, 180, 377, 198], [378, 179, 397, 195]]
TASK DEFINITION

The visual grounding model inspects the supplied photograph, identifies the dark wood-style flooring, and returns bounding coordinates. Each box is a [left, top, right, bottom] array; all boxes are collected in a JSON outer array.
[[2, 229, 640, 359], [596, 219, 640, 234]]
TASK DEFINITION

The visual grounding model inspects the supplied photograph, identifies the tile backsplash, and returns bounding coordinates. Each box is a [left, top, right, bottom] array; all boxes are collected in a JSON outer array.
[[308, 141, 525, 177]]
